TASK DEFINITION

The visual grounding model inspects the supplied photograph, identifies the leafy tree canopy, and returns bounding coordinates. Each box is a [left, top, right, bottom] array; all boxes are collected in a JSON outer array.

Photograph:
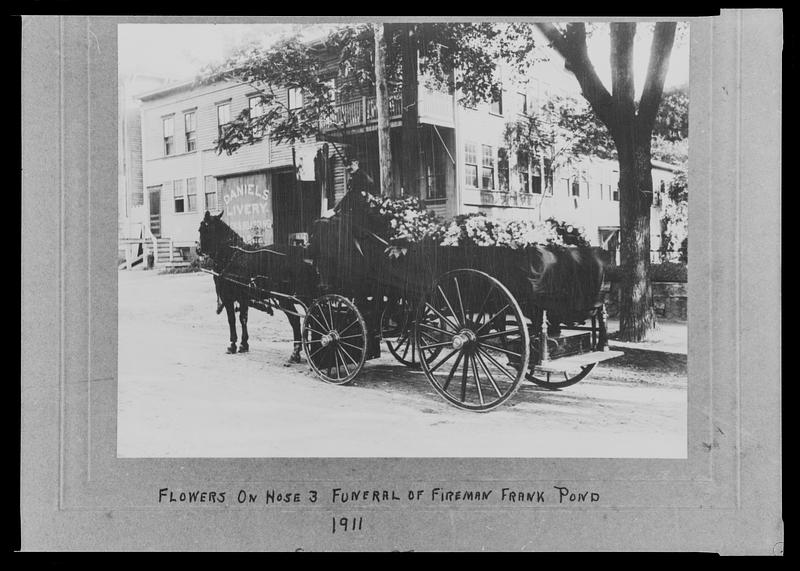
[[204, 23, 541, 155]]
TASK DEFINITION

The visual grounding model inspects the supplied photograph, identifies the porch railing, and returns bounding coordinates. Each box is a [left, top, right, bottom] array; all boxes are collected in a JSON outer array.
[[321, 89, 450, 130]]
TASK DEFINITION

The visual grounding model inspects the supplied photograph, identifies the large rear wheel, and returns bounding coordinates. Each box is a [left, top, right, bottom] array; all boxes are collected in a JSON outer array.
[[415, 269, 530, 412]]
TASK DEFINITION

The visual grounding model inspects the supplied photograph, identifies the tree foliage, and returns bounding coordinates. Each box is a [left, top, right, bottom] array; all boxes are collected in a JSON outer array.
[[205, 23, 541, 157]]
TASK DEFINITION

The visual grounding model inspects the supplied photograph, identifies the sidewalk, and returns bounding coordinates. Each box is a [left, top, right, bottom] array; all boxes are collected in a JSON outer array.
[[606, 318, 687, 354]]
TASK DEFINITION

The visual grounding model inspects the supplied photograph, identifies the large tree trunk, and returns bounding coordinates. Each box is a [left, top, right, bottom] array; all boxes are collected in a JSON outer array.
[[400, 23, 420, 197], [373, 23, 395, 197], [616, 135, 657, 341]]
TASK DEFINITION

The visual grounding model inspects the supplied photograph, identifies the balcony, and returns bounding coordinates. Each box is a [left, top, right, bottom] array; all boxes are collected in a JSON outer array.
[[321, 87, 454, 131]]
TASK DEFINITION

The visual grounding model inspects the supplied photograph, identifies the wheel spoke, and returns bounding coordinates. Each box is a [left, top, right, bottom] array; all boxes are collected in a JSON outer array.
[[460, 357, 469, 402], [418, 321, 455, 337], [305, 326, 328, 337], [338, 319, 360, 336], [308, 344, 327, 359], [425, 303, 460, 332], [477, 328, 523, 342], [338, 344, 359, 367], [400, 336, 411, 361], [427, 348, 460, 375], [437, 285, 462, 327], [327, 302, 336, 334], [442, 351, 464, 391], [476, 346, 517, 382], [418, 339, 455, 350], [472, 284, 495, 328], [309, 313, 329, 333], [338, 333, 366, 341], [340, 340, 365, 353], [332, 350, 342, 380], [335, 347, 351, 377], [453, 277, 467, 326], [475, 350, 503, 397], [471, 355, 485, 406], [477, 341, 521, 358], [475, 304, 511, 334]]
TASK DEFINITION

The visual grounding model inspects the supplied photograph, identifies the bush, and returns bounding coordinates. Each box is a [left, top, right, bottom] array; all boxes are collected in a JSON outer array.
[[605, 262, 687, 283]]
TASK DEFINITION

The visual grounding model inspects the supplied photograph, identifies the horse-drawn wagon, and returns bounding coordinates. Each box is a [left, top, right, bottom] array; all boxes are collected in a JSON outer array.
[[198, 191, 622, 412]]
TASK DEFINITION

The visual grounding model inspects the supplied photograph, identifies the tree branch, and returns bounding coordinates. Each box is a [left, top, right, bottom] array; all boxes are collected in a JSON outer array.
[[535, 23, 617, 134], [637, 22, 677, 135]]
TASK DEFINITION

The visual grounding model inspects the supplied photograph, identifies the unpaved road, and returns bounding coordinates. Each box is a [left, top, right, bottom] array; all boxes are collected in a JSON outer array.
[[118, 271, 687, 458]]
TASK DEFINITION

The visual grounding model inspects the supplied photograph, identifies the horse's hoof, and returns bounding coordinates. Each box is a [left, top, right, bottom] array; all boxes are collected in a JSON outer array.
[[238, 344, 249, 353], [226, 345, 237, 354]]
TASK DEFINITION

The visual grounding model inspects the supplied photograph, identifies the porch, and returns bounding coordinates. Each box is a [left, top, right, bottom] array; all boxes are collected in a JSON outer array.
[[320, 87, 455, 132]]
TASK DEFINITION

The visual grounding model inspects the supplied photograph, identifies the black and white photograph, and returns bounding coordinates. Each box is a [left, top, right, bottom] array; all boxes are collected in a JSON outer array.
[[20, 12, 782, 553], [116, 21, 690, 458]]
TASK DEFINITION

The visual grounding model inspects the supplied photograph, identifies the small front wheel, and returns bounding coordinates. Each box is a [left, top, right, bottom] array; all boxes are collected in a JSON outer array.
[[302, 294, 367, 385]]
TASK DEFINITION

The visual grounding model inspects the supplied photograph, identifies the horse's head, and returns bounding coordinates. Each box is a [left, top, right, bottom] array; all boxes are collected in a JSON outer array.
[[197, 210, 226, 260]]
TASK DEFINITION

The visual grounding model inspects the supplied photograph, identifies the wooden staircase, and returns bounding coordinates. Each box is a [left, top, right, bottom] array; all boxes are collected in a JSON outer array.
[[119, 234, 192, 270], [148, 237, 192, 269]]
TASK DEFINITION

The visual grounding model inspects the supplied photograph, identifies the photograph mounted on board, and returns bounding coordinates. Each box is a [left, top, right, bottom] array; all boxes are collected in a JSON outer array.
[[117, 21, 690, 458]]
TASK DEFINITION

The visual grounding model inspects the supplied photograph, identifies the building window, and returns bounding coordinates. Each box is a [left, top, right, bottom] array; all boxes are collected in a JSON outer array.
[[217, 102, 231, 138], [465, 142, 479, 188], [481, 145, 495, 190], [288, 87, 304, 110], [563, 178, 571, 196], [186, 177, 197, 212], [612, 174, 620, 201], [490, 89, 503, 115], [597, 182, 603, 200], [497, 147, 509, 192], [518, 92, 528, 115], [184, 111, 196, 152], [162, 116, 174, 156], [204, 176, 218, 211], [249, 96, 266, 137], [517, 151, 530, 193], [531, 166, 542, 194], [173, 179, 185, 213], [571, 178, 580, 197]]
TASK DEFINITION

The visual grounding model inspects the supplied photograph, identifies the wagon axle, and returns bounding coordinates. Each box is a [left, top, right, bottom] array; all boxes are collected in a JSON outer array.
[[451, 330, 477, 351], [320, 331, 340, 347]]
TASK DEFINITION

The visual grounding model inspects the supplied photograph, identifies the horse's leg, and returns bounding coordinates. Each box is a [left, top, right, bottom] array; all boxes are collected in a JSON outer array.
[[224, 300, 238, 354], [281, 299, 302, 365], [238, 301, 249, 353]]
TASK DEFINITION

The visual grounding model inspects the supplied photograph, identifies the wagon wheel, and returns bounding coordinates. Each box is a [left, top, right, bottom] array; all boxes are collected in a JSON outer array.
[[380, 297, 442, 367], [526, 363, 596, 390], [302, 294, 368, 385], [415, 269, 530, 412], [380, 297, 419, 367]]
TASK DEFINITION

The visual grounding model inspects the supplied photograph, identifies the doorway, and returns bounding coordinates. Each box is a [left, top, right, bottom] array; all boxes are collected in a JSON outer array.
[[147, 185, 162, 237], [271, 171, 321, 245]]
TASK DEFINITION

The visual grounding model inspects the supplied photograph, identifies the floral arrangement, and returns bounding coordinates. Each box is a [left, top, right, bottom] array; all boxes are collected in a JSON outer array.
[[545, 218, 591, 247], [360, 192, 590, 256], [440, 213, 562, 248]]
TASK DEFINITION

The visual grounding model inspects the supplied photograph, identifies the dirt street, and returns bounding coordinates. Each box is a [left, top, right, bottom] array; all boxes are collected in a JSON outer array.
[[118, 270, 687, 458]]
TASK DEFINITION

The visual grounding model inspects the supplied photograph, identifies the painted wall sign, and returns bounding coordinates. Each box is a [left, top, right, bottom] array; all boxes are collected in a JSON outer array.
[[218, 173, 273, 244]]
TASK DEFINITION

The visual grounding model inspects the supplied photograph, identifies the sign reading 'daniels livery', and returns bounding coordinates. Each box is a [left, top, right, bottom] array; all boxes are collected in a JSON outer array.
[[217, 173, 273, 244]]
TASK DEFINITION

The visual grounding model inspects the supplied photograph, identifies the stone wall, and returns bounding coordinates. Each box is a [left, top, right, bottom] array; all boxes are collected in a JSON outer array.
[[604, 282, 687, 321]]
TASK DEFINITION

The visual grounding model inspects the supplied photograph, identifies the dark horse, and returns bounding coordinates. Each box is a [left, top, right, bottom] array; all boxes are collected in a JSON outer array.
[[197, 210, 317, 361]]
